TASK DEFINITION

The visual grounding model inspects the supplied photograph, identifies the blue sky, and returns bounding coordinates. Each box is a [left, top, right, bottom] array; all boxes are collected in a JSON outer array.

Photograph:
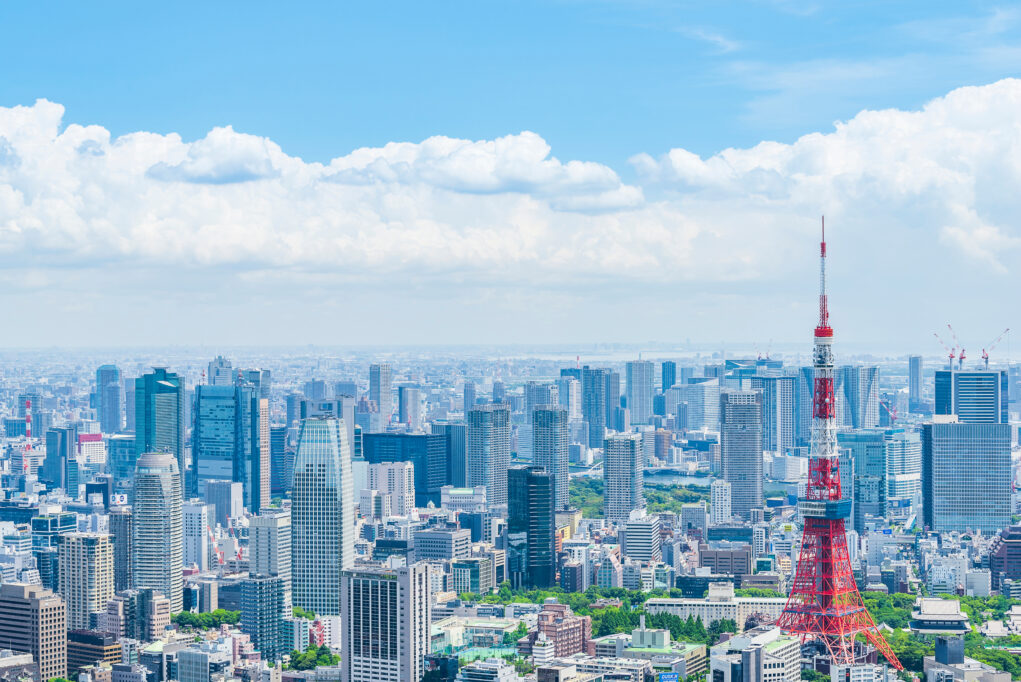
[[4, 1, 1018, 169], [2, 1, 1021, 350]]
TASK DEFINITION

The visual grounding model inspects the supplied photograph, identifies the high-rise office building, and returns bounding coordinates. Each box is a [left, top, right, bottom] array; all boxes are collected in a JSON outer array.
[[678, 378, 720, 431], [492, 380, 506, 403], [240, 575, 287, 661], [132, 452, 183, 612], [840, 366, 880, 429], [207, 356, 233, 386], [291, 417, 354, 616], [205, 480, 243, 528], [581, 366, 609, 446], [837, 430, 887, 532], [193, 384, 269, 512], [43, 425, 77, 492], [369, 363, 393, 426], [398, 386, 423, 430], [934, 369, 1009, 424], [622, 513, 662, 562], [626, 360, 655, 425], [922, 420, 1011, 533], [300, 397, 357, 457], [556, 377, 581, 420], [750, 375, 795, 453], [270, 425, 291, 497], [463, 380, 476, 414], [720, 390, 763, 520], [710, 479, 732, 526], [182, 501, 214, 570], [662, 361, 677, 392], [524, 382, 558, 424], [467, 404, 511, 506], [340, 563, 430, 682], [432, 421, 467, 487], [909, 356, 923, 411], [135, 368, 186, 494], [362, 433, 447, 507], [96, 365, 123, 434], [533, 406, 569, 510], [58, 533, 114, 630], [250, 510, 292, 607], [109, 506, 132, 592], [367, 461, 416, 516], [884, 428, 922, 512], [603, 432, 644, 523], [507, 466, 555, 589], [0, 584, 66, 681]]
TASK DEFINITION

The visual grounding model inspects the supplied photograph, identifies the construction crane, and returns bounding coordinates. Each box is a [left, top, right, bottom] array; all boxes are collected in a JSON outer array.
[[982, 328, 1010, 369], [880, 400, 897, 425], [207, 525, 225, 566], [947, 323, 965, 369], [933, 331, 956, 369]]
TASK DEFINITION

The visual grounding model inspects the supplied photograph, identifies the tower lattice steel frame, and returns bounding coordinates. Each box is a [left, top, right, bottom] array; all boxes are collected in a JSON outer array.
[[775, 219, 903, 670]]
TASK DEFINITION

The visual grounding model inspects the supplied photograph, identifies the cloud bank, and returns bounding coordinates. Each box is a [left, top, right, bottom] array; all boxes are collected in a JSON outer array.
[[1, 80, 1021, 344]]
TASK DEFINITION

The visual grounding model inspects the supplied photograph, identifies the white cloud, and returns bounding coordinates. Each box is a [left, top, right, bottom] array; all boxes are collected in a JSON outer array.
[[1, 81, 1021, 345]]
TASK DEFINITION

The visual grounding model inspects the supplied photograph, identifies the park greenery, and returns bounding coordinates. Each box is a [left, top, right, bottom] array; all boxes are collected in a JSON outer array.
[[292, 606, 316, 620], [284, 644, 340, 671], [569, 478, 710, 518], [170, 609, 240, 629]]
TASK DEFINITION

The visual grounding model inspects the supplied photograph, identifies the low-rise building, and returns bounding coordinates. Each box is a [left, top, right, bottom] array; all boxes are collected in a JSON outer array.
[[910, 598, 970, 636], [645, 582, 786, 629], [709, 626, 800, 682]]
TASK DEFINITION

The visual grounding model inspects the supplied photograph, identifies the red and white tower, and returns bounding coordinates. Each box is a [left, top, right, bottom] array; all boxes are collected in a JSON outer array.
[[775, 219, 903, 670]]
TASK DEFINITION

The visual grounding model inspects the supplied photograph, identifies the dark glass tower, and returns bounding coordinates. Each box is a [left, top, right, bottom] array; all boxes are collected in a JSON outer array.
[[135, 368, 186, 493], [507, 465, 555, 589]]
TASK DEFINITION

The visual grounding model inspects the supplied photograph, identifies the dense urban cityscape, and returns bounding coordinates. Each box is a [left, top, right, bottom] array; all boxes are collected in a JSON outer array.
[[0, 232, 1017, 682]]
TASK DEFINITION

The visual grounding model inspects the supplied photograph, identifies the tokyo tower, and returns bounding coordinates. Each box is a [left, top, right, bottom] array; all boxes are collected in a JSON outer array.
[[775, 219, 903, 670]]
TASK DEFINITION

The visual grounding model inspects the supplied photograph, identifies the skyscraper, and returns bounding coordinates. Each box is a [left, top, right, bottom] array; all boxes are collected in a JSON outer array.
[[182, 501, 214, 570], [432, 421, 467, 487], [507, 466, 555, 589], [662, 361, 677, 392], [603, 432, 644, 523], [934, 369, 1009, 424], [398, 386, 423, 430], [240, 575, 286, 661], [581, 366, 609, 446], [269, 425, 291, 497], [108, 506, 132, 592], [922, 420, 1011, 533], [626, 360, 655, 425], [0, 584, 66, 681], [556, 377, 582, 420], [58, 533, 114, 630], [96, 365, 123, 434], [884, 428, 922, 513], [291, 417, 354, 616], [135, 368, 186, 494], [367, 461, 416, 516], [43, 425, 77, 492], [132, 452, 184, 612], [193, 384, 270, 512], [710, 479, 732, 526], [750, 375, 795, 453], [463, 380, 476, 413], [249, 510, 292, 608], [467, 403, 511, 506], [369, 363, 393, 426], [533, 406, 569, 510], [837, 430, 887, 532], [908, 356, 922, 412], [340, 563, 430, 682], [207, 356, 233, 386], [362, 432, 447, 506], [720, 390, 763, 520], [839, 366, 880, 429], [524, 382, 558, 424]]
